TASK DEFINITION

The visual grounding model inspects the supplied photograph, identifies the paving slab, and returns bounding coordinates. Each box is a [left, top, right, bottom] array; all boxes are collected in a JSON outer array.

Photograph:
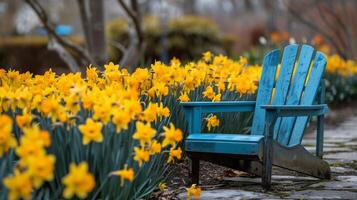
[[305, 146, 351, 153], [287, 190, 357, 199], [325, 152, 357, 161], [177, 188, 279, 200], [331, 167, 357, 174]]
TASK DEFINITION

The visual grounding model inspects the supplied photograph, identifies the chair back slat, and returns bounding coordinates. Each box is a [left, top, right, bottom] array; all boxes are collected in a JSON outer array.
[[251, 49, 280, 135], [251, 44, 327, 148], [277, 45, 315, 145], [288, 52, 327, 146], [270, 44, 299, 139]]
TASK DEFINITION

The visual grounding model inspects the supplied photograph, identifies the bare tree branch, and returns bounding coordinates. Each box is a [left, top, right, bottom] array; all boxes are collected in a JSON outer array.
[[118, 0, 144, 45], [316, 2, 347, 50], [109, 40, 126, 53], [24, 0, 96, 72], [77, 0, 94, 57], [117, 0, 145, 70], [284, 1, 346, 57]]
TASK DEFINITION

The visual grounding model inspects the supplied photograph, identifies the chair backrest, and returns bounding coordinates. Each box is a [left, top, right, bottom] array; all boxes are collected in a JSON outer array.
[[251, 44, 327, 147]]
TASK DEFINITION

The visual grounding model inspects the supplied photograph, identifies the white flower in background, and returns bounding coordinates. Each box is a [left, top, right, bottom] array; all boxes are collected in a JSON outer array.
[[15, 4, 40, 34], [259, 36, 267, 45], [289, 37, 296, 44]]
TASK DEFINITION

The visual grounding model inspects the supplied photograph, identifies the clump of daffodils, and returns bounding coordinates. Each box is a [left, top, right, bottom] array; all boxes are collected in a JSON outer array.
[[0, 52, 261, 199], [326, 54, 357, 77]]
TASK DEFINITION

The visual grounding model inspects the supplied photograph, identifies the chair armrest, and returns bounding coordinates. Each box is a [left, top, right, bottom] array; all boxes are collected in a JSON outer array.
[[180, 101, 256, 134], [261, 104, 329, 117], [181, 101, 256, 113]]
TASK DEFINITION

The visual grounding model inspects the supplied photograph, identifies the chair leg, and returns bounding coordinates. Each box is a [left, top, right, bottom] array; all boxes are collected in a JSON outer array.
[[191, 158, 200, 185], [262, 113, 275, 190], [262, 132, 273, 189], [262, 156, 272, 189]]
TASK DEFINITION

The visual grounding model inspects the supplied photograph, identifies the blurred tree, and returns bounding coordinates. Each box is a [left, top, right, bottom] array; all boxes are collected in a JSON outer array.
[[24, 0, 144, 72], [285, 0, 357, 60]]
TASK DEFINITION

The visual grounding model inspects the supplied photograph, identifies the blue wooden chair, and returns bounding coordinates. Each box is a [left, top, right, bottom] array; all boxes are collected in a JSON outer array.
[[181, 44, 331, 189]]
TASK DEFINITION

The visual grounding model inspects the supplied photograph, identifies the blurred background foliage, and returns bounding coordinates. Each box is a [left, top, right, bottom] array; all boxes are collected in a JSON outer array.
[[107, 15, 234, 64]]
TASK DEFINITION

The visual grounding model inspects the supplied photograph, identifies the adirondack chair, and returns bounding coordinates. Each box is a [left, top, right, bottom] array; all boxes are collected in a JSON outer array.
[[181, 44, 331, 189]]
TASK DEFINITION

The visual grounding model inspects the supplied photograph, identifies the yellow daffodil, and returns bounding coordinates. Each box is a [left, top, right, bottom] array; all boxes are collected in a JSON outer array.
[[111, 165, 135, 186], [0, 115, 17, 157], [167, 147, 182, 163], [187, 184, 202, 200], [112, 111, 131, 133], [202, 86, 215, 99], [78, 118, 103, 145], [133, 122, 156, 146], [3, 170, 33, 200], [178, 93, 190, 102], [134, 147, 150, 166], [141, 102, 158, 122], [206, 115, 220, 131], [93, 102, 112, 124], [203, 51, 212, 62], [150, 140, 162, 154], [16, 138, 45, 164], [159, 182, 167, 191], [22, 125, 51, 147], [62, 162, 95, 199], [157, 103, 170, 119], [15, 112, 32, 128], [162, 123, 183, 147], [27, 154, 56, 188], [86, 65, 98, 81]]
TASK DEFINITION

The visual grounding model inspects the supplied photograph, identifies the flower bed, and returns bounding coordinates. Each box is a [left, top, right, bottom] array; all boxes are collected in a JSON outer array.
[[0, 53, 258, 199]]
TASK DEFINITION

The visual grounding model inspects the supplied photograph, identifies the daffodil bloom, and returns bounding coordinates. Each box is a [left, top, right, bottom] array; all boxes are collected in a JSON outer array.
[[159, 182, 167, 191], [178, 93, 190, 102], [0, 115, 17, 157], [93, 102, 112, 124], [111, 166, 135, 186], [187, 184, 202, 200], [212, 93, 221, 102], [62, 162, 95, 199], [133, 122, 156, 146], [150, 140, 162, 154], [123, 99, 143, 119], [15, 112, 32, 128], [78, 118, 103, 145], [141, 103, 158, 122], [16, 138, 45, 164], [203, 51, 212, 62], [157, 103, 170, 119], [27, 154, 56, 188], [22, 125, 51, 147], [40, 97, 59, 119], [162, 123, 183, 147], [206, 115, 220, 131], [239, 56, 248, 66], [202, 86, 215, 99], [86, 65, 98, 81], [134, 147, 150, 166], [167, 147, 182, 163], [112, 111, 131, 133], [3, 170, 33, 200]]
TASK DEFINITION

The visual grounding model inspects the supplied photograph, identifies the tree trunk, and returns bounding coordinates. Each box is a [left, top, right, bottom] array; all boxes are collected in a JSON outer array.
[[89, 0, 107, 66]]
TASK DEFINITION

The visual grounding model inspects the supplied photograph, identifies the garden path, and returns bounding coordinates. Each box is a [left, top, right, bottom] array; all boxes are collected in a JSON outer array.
[[178, 114, 357, 199]]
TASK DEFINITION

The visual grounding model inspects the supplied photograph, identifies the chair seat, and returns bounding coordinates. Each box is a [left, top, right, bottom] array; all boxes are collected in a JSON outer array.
[[185, 134, 264, 156]]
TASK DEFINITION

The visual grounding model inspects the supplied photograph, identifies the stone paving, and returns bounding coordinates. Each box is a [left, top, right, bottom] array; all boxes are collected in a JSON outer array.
[[178, 116, 357, 199]]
